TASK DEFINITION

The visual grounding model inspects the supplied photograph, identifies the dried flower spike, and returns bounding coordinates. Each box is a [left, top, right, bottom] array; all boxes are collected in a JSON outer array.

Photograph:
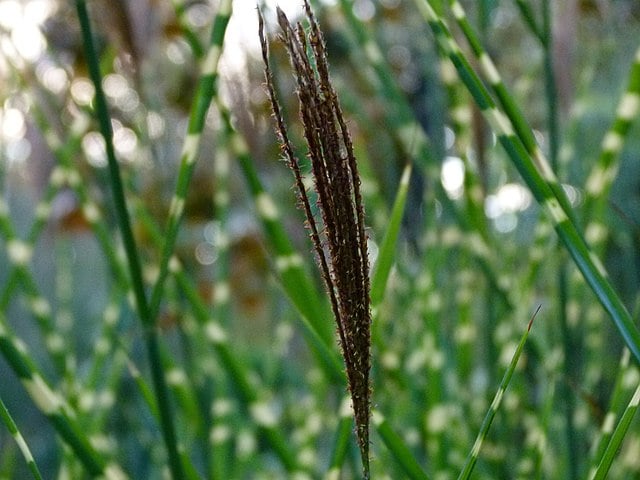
[[258, 2, 372, 477]]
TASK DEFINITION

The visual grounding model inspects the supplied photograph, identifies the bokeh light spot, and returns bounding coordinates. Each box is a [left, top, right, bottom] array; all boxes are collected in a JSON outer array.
[[82, 132, 107, 168], [11, 21, 46, 62], [195, 242, 218, 265], [113, 126, 138, 161], [38, 64, 69, 94], [353, 0, 375, 21], [1, 108, 26, 140], [71, 78, 95, 106], [147, 111, 166, 139], [441, 156, 465, 199]]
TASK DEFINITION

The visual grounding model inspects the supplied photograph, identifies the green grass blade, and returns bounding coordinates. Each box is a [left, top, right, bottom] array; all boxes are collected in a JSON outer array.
[[74, 1, 183, 477], [448, 0, 577, 225], [583, 45, 640, 236], [125, 358, 203, 480], [590, 382, 640, 480], [514, 0, 544, 42], [0, 396, 43, 480], [73, 0, 149, 329], [148, 0, 232, 321], [512, 2, 579, 475], [370, 163, 412, 308], [170, 0, 205, 58], [457, 306, 539, 480], [587, 348, 637, 476], [373, 409, 431, 480], [326, 402, 354, 478]]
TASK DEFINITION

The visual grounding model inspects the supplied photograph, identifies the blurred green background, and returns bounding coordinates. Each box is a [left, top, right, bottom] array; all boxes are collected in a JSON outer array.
[[1, 0, 640, 478]]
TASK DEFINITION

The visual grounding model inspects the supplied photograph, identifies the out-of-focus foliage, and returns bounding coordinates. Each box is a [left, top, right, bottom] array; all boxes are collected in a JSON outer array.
[[0, 0, 640, 478]]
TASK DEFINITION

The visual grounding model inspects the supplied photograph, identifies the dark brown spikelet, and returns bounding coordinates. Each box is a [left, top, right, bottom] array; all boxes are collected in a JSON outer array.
[[258, 3, 372, 477]]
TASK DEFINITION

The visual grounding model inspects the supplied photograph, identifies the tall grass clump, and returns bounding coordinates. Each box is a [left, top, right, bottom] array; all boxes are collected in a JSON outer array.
[[0, 0, 640, 478]]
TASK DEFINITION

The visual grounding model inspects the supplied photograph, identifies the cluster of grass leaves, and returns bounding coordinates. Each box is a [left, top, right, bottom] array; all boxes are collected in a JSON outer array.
[[0, 0, 640, 478]]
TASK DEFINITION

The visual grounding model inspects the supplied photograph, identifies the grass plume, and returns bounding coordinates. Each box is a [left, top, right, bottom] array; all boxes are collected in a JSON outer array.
[[258, 2, 372, 476]]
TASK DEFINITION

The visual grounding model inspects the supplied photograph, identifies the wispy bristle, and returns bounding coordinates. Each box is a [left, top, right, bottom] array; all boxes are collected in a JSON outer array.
[[258, 2, 372, 476]]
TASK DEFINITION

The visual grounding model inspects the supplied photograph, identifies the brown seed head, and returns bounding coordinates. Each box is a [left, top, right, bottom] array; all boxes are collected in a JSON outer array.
[[258, 3, 372, 476]]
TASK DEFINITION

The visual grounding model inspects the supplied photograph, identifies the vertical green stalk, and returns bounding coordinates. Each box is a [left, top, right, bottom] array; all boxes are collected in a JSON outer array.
[[0, 396, 43, 480], [370, 163, 413, 308], [538, 2, 579, 476], [148, 0, 233, 321], [326, 398, 354, 478], [582, 45, 640, 240], [541, 1, 559, 171], [73, 2, 184, 478], [558, 265, 579, 478]]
